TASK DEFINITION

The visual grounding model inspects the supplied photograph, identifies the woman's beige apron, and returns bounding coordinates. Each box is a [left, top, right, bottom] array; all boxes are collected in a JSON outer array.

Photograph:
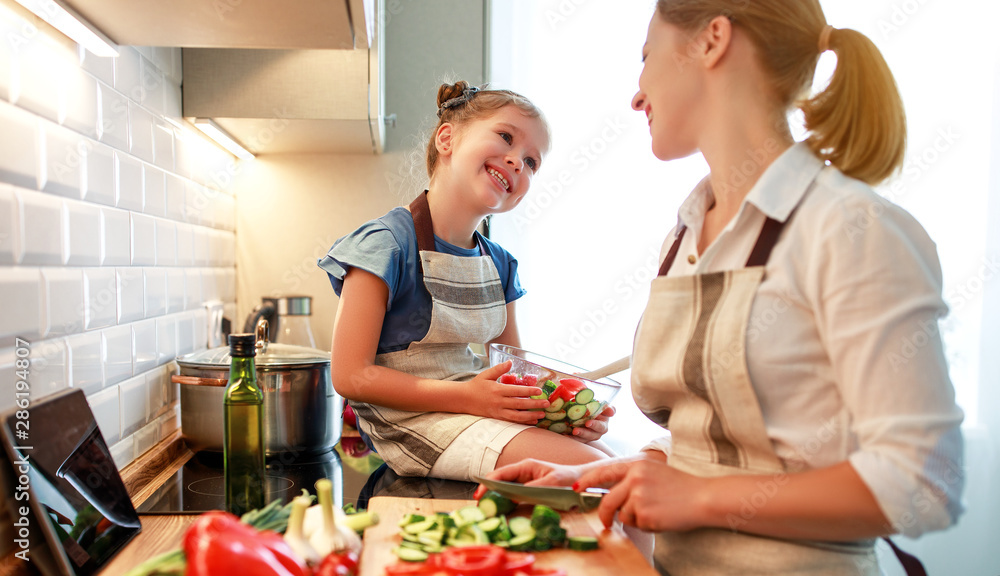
[[632, 200, 879, 575], [350, 191, 507, 477]]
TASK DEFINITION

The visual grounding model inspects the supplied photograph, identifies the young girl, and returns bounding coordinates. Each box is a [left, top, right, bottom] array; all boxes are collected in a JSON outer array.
[[484, 2, 963, 574], [319, 82, 614, 482]]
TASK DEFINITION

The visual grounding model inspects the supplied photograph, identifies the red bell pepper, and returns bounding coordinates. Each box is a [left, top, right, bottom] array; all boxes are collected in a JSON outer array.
[[183, 510, 308, 576], [314, 550, 359, 576]]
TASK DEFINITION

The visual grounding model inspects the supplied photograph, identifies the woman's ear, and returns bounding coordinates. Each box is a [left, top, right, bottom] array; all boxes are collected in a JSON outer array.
[[435, 123, 455, 157], [698, 15, 733, 69]]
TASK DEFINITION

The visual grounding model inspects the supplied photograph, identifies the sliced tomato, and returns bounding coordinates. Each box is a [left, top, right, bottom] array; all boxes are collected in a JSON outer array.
[[439, 545, 505, 576], [521, 375, 538, 387], [498, 374, 519, 385], [528, 569, 566, 576], [384, 561, 440, 575], [549, 385, 575, 403], [501, 551, 535, 574], [558, 378, 585, 393]]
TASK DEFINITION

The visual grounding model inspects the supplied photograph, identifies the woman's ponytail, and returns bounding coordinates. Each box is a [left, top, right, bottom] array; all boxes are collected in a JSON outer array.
[[800, 27, 907, 185]]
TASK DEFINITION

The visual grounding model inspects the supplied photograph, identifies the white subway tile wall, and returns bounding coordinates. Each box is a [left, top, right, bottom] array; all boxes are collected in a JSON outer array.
[[0, 3, 238, 470]]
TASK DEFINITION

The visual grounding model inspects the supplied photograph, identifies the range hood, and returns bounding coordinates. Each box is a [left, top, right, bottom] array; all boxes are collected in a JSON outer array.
[[55, 0, 384, 154]]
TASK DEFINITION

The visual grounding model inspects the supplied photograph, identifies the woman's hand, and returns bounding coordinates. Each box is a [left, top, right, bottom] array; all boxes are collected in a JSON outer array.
[[575, 456, 708, 533], [473, 458, 584, 499], [568, 405, 615, 443], [467, 361, 549, 424]]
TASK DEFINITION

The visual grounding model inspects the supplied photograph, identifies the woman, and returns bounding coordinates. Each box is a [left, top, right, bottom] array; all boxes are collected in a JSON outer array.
[[480, 1, 964, 573]]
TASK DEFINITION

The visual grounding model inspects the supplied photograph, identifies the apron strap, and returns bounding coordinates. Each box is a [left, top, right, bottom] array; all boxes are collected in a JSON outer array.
[[657, 216, 787, 277], [883, 538, 927, 576], [409, 190, 437, 254]]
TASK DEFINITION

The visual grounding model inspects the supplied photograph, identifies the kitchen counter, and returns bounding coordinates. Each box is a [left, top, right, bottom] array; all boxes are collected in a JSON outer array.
[[98, 430, 388, 576]]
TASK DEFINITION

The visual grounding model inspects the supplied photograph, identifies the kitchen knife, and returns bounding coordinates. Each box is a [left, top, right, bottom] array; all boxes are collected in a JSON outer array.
[[474, 477, 607, 512]]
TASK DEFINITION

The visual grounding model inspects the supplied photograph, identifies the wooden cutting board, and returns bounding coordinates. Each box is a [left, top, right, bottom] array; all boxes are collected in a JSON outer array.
[[359, 496, 657, 576]]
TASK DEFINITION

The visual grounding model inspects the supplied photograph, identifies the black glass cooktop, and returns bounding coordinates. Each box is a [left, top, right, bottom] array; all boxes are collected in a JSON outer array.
[[135, 443, 480, 515], [136, 448, 366, 514]]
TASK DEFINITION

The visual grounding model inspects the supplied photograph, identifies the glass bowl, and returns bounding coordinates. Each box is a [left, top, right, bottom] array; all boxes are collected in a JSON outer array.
[[488, 344, 621, 435]]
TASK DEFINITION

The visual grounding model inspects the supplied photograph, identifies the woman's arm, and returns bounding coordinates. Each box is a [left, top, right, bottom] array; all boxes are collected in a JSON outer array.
[[331, 268, 546, 423], [575, 458, 888, 540], [488, 301, 521, 348]]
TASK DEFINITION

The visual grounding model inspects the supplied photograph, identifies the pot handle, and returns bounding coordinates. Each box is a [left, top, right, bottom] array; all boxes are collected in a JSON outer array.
[[255, 317, 270, 354], [171, 374, 228, 387]]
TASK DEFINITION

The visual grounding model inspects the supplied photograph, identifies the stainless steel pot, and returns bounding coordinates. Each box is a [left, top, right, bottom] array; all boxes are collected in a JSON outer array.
[[173, 322, 341, 456]]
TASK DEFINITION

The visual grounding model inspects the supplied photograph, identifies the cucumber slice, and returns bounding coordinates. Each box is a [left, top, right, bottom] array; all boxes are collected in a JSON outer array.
[[548, 422, 569, 434], [478, 497, 498, 519], [546, 410, 567, 421], [574, 388, 595, 404], [399, 540, 424, 550], [395, 547, 430, 562], [477, 517, 503, 537], [566, 404, 588, 421], [568, 536, 600, 551], [417, 530, 445, 546], [530, 505, 561, 529], [508, 516, 535, 537], [401, 533, 421, 543], [544, 397, 565, 413], [398, 513, 425, 526], [536, 419, 552, 429], [508, 533, 536, 552], [403, 519, 437, 534], [586, 400, 602, 416], [541, 380, 558, 396], [458, 505, 486, 524], [478, 490, 516, 516]]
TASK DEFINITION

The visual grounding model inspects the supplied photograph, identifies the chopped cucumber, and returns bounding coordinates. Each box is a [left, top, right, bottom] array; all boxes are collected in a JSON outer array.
[[477, 517, 503, 537], [457, 505, 486, 524], [508, 533, 536, 552], [508, 516, 535, 537], [399, 539, 424, 550], [586, 400, 602, 416], [541, 380, 558, 396], [548, 422, 569, 434], [530, 505, 561, 529], [544, 397, 565, 412], [395, 547, 429, 562], [568, 536, 600, 551], [566, 404, 588, 421], [478, 490, 516, 516], [478, 497, 498, 519], [403, 519, 437, 534], [398, 513, 425, 526], [536, 419, 552, 429], [574, 388, 595, 404], [417, 530, 445, 546], [546, 410, 567, 421]]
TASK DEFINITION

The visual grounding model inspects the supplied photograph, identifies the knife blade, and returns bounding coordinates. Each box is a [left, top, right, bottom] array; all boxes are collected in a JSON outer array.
[[474, 477, 607, 512]]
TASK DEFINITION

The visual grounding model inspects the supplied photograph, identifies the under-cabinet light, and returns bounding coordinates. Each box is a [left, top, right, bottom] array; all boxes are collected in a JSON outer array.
[[193, 118, 255, 161], [13, 0, 119, 57]]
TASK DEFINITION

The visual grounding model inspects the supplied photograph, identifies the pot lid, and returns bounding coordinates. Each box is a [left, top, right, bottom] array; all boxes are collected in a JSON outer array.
[[176, 341, 330, 369]]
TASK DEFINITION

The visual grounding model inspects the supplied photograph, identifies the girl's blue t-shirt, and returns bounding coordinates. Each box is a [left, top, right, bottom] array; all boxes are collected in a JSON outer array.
[[318, 207, 526, 354]]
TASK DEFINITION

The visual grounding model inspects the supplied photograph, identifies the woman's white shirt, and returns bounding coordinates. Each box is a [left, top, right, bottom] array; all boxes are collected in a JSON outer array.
[[647, 142, 964, 538]]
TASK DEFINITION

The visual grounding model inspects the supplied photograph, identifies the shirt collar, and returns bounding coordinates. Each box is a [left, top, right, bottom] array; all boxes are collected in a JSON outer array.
[[675, 142, 824, 233]]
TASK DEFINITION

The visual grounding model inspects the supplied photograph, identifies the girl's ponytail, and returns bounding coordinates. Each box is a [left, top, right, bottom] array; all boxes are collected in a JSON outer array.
[[800, 27, 907, 185]]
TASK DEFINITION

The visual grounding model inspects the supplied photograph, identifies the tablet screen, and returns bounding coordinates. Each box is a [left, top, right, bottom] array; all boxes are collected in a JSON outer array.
[[1, 389, 141, 576]]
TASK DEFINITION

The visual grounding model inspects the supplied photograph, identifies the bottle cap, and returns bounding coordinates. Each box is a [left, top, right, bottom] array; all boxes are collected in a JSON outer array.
[[228, 333, 257, 357]]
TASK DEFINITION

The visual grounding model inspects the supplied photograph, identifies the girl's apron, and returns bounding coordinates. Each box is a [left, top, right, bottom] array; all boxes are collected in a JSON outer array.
[[632, 190, 879, 575], [350, 191, 507, 477]]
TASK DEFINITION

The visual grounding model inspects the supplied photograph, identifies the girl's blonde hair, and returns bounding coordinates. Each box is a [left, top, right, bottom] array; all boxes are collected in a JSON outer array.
[[426, 81, 549, 179], [656, 0, 906, 185]]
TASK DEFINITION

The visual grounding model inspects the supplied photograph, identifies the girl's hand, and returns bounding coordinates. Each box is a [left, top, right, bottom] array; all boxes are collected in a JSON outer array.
[[473, 458, 583, 499], [468, 361, 549, 424], [574, 458, 708, 533], [568, 405, 615, 443]]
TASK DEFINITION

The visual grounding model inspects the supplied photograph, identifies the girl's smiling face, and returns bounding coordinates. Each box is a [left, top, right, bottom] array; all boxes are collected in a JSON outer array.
[[438, 105, 549, 214], [631, 14, 704, 161]]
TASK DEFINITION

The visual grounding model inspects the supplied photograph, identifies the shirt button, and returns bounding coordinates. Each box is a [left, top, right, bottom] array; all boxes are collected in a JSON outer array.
[[687, 254, 697, 264]]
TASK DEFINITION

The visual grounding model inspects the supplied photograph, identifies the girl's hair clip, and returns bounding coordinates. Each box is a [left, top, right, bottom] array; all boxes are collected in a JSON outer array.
[[437, 86, 480, 117]]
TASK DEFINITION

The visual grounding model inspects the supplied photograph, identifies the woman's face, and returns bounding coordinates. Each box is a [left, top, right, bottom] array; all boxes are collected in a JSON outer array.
[[442, 105, 549, 214], [631, 14, 703, 161]]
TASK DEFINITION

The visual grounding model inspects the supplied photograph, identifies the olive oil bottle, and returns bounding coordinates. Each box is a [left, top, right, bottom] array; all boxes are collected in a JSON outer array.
[[224, 333, 265, 516]]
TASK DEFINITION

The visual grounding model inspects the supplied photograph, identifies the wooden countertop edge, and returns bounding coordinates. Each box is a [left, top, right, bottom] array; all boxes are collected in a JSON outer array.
[[120, 430, 193, 508]]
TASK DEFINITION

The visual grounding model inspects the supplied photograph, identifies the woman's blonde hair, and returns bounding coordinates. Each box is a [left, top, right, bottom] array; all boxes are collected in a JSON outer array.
[[425, 81, 549, 179], [656, 0, 906, 185]]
